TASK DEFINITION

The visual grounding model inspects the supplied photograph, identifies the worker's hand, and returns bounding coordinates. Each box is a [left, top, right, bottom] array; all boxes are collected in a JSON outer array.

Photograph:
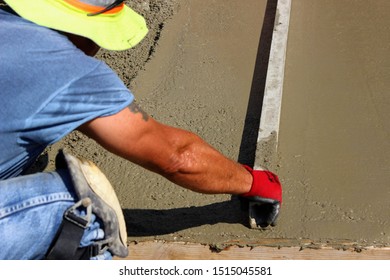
[[240, 165, 282, 228]]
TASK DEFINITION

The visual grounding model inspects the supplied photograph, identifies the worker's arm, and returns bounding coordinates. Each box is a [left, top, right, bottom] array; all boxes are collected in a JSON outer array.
[[78, 103, 253, 195]]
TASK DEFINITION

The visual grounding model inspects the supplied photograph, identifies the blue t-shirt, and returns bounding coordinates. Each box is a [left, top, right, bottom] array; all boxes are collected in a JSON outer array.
[[0, 10, 134, 179]]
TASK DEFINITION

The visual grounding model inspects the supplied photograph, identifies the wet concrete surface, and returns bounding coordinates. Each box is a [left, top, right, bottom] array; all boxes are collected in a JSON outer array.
[[45, 0, 389, 249], [275, 0, 390, 246]]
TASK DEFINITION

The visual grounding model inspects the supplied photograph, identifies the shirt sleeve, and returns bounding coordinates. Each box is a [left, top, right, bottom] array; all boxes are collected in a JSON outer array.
[[22, 61, 134, 145]]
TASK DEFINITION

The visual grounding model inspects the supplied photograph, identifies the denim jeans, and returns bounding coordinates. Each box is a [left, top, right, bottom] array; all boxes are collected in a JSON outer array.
[[0, 169, 111, 260]]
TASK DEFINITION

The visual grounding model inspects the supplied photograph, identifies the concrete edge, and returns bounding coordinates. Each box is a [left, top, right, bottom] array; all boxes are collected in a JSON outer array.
[[254, 0, 291, 169]]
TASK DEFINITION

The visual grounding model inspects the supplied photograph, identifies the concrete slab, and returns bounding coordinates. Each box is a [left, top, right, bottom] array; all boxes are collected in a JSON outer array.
[[47, 0, 389, 255], [275, 0, 390, 245]]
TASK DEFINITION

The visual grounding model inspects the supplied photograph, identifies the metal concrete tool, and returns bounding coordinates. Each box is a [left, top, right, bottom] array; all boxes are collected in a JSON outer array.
[[248, 200, 280, 229], [239, 196, 280, 229]]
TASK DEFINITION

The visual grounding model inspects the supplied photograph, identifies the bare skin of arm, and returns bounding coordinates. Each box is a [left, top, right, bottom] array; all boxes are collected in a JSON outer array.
[[67, 33, 252, 195], [78, 103, 252, 195]]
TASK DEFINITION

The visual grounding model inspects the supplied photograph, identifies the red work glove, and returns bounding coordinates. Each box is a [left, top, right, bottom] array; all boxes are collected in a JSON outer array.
[[240, 165, 282, 228]]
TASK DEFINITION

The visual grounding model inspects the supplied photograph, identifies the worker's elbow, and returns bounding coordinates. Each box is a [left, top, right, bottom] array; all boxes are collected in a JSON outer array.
[[159, 144, 198, 180]]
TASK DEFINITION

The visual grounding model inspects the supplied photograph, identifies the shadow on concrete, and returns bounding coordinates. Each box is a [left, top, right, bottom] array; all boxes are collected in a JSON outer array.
[[238, 0, 278, 167], [124, 198, 248, 237], [125, 0, 280, 237]]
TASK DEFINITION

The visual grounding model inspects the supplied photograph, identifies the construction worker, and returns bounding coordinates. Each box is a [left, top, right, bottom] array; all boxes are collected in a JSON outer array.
[[0, 0, 282, 259]]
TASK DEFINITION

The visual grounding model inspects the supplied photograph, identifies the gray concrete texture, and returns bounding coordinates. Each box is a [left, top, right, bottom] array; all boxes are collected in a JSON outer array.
[[43, 0, 389, 249]]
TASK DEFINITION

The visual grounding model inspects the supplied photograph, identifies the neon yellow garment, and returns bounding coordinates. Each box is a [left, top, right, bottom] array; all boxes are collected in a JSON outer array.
[[4, 0, 148, 50]]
